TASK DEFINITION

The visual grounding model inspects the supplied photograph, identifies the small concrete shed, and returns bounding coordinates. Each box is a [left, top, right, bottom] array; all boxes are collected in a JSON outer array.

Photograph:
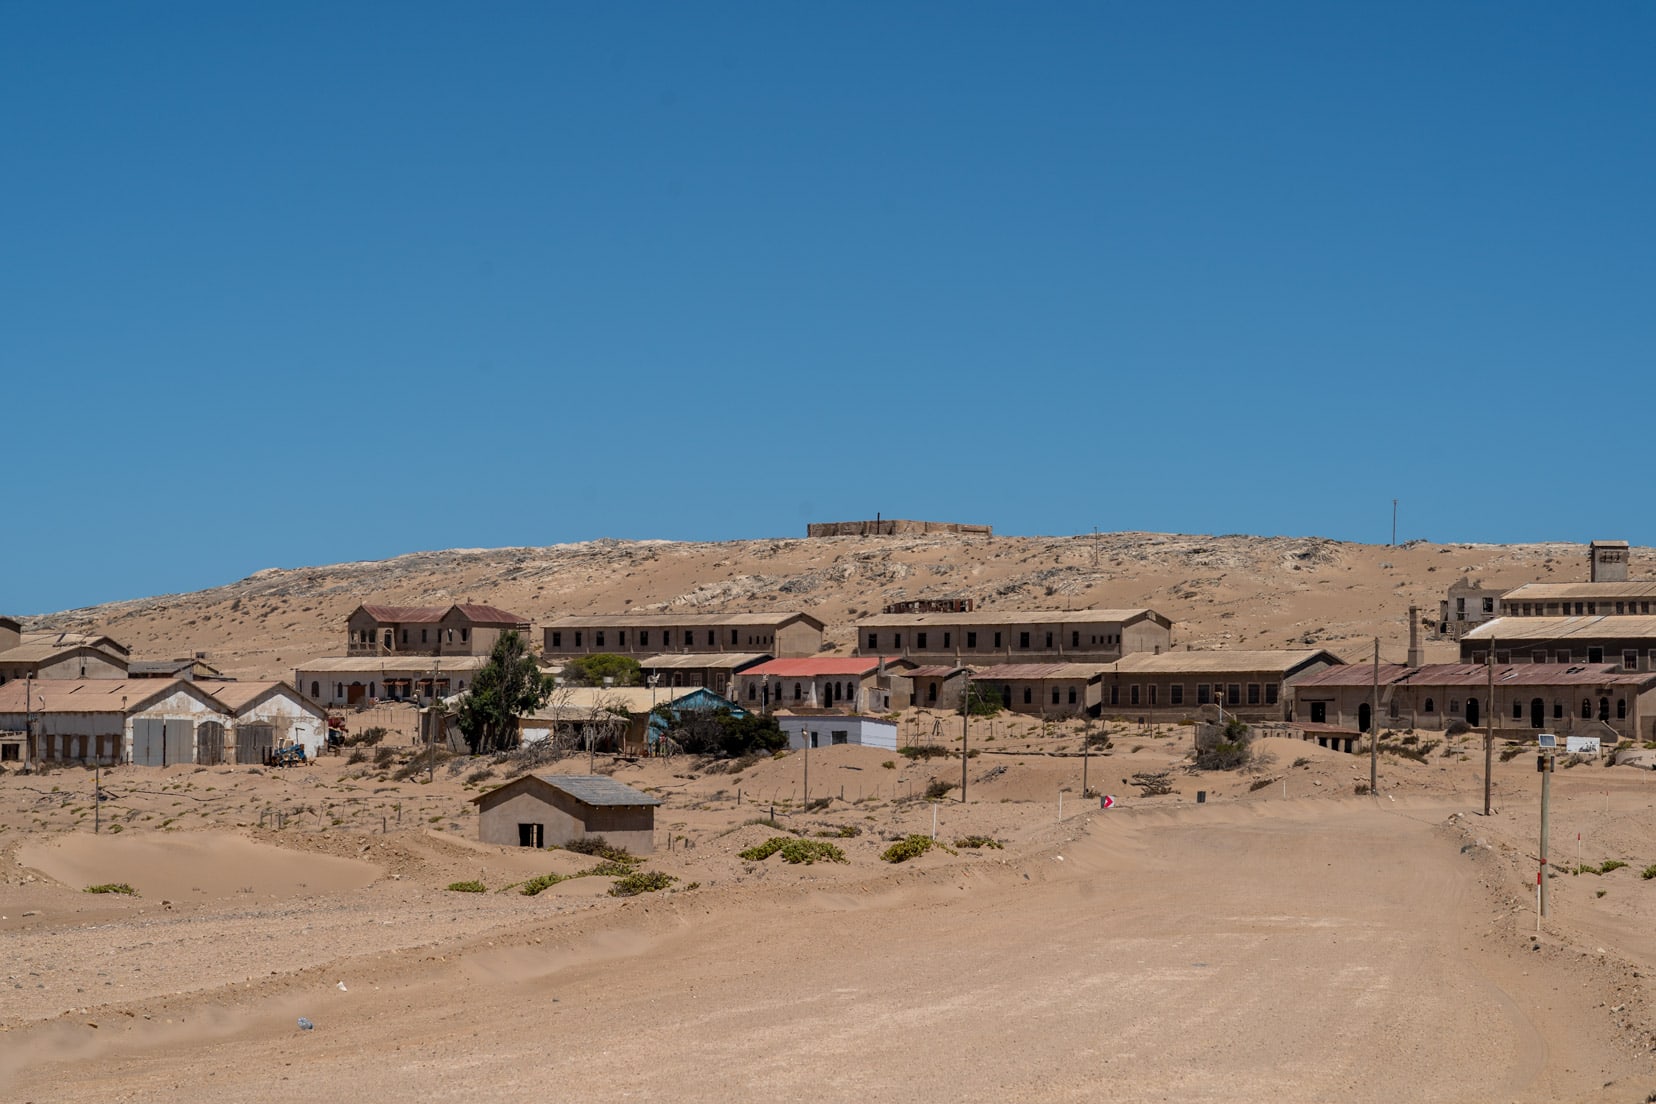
[[472, 774, 662, 853]]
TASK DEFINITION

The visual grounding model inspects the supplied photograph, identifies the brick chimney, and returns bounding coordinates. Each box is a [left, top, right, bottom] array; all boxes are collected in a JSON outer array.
[[1406, 606, 1424, 668]]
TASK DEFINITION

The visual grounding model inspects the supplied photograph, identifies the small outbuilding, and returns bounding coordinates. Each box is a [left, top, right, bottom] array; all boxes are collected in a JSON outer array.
[[778, 714, 899, 751], [472, 774, 662, 853]]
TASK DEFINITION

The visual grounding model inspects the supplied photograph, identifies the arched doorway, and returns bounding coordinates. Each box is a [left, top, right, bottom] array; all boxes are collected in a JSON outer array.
[[1599, 697, 1611, 722], [1531, 698, 1544, 728], [348, 682, 366, 705], [1465, 697, 1480, 727], [1358, 702, 1372, 733]]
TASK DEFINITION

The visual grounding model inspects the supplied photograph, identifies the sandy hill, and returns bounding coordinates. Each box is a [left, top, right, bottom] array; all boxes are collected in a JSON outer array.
[[24, 532, 1640, 679]]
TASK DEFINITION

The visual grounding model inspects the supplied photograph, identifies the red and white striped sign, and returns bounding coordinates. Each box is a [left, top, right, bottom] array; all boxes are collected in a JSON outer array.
[[1102, 795, 1116, 809]]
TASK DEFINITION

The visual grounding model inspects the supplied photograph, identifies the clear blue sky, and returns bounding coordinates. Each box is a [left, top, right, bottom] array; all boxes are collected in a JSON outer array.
[[6, 3, 1653, 614]]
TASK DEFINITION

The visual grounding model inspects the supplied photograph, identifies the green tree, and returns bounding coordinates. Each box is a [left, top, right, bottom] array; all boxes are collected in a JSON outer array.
[[963, 680, 1002, 717], [650, 704, 786, 757], [456, 631, 555, 754], [561, 653, 642, 687]]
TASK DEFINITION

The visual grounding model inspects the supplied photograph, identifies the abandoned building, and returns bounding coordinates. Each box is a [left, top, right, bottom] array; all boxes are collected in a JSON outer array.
[[1459, 616, 1656, 671], [543, 612, 824, 659], [778, 714, 898, 751], [472, 774, 661, 852], [637, 652, 770, 697], [806, 519, 991, 537], [206, 681, 330, 760], [0, 617, 129, 683], [294, 654, 492, 706], [1101, 649, 1344, 722], [853, 609, 1173, 665], [0, 678, 234, 766], [970, 663, 1108, 717], [345, 603, 531, 658], [737, 656, 910, 713]]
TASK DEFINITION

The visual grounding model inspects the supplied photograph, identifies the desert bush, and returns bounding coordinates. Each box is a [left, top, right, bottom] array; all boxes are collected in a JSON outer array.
[[561, 836, 638, 864], [447, 880, 486, 893], [1195, 719, 1253, 770], [1641, 865, 1656, 880], [1354, 781, 1371, 795], [815, 825, 861, 839], [609, 870, 675, 897], [519, 873, 568, 896], [900, 746, 956, 761], [778, 839, 847, 864], [85, 883, 136, 895], [881, 835, 935, 863], [740, 837, 789, 861], [1131, 770, 1174, 797], [347, 750, 367, 765], [394, 750, 452, 781], [954, 835, 1002, 849], [581, 860, 636, 877], [346, 727, 388, 748], [882, 760, 897, 770], [464, 767, 494, 785], [1291, 757, 1311, 768], [1248, 777, 1275, 792], [373, 746, 397, 768], [924, 779, 957, 800], [1498, 744, 1527, 762]]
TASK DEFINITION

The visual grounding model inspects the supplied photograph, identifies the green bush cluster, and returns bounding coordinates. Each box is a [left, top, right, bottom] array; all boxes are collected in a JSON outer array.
[[953, 835, 1002, 850], [815, 825, 861, 838], [561, 836, 639, 864], [740, 837, 789, 861], [85, 883, 136, 895], [520, 873, 568, 896], [447, 880, 486, 893], [881, 835, 936, 863], [778, 839, 847, 865], [609, 870, 676, 897]]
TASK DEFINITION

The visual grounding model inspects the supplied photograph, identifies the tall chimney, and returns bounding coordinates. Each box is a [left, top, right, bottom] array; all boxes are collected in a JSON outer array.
[[1406, 606, 1424, 668]]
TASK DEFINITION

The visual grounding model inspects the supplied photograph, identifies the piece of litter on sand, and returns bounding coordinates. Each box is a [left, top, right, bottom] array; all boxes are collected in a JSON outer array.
[[337, 982, 348, 991], [298, 1017, 314, 1031]]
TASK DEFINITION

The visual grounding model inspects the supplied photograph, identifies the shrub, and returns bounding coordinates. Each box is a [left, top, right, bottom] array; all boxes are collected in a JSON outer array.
[[85, 883, 136, 895], [924, 779, 957, 800], [815, 825, 861, 839], [1248, 777, 1275, 792], [447, 880, 486, 893], [900, 746, 956, 761], [347, 749, 367, 765], [954, 835, 1002, 850], [882, 760, 897, 770], [609, 870, 676, 897], [345, 727, 388, 748], [778, 839, 847, 864], [740, 838, 789, 861], [464, 768, 494, 785], [1498, 744, 1527, 762], [1195, 719, 1253, 770], [1601, 860, 1629, 873], [581, 860, 636, 878], [561, 836, 638, 863], [1291, 757, 1310, 768], [881, 834, 935, 863], [1641, 865, 1656, 880], [561, 653, 643, 687], [1354, 781, 1371, 796], [520, 873, 568, 896]]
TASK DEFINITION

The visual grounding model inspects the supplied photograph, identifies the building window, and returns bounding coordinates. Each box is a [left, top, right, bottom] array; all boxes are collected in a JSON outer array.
[[446, 629, 454, 643], [1068, 687, 1078, 705], [1227, 684, 1241, 706], [1247, 684, 1260, 705], [1389, 700, 1399, 719], [1265, 683, 1278, 705], [1423, 698, 1435, 713], [311, 681, 320, 698], [551, 632, 562, 648], [1147, 685, 1157, 705], [574, 631, 583, 647], [618, 631, 626, 647], [595, 632, 606, 647], [1072, 631, 1080, 648], [639, 631, 649, 647], [927, 682, 938, 703], [1533, 651, 1546, 663], [1588, 647, 1604, 664], [1618, 699, 1627, 719], [1019, 632, 1030, 649], [967, 632, 977, 648], [1130, 685, 1140, 705], [1471, 652, 1485, 664], [400, 629, 408, 644], [1110, 685, 1119, 706], [868, 633, 878, 650], [1051, 687, 1060, 705], [731, 629, 740, 645], [421, 629, 428, 643], [748, 682, 757, 700], [1170, 684, 1184, 705], [461, 628, 469, 642], [1553, 702, 1562, 719], [1023, 687, 1032, 704], [1482, 598, 1495, 614], [1449, 700, 1460, 714], [1197, 684, 1210, 705], [894, 634, 903, 650], [994, 633, 1002, 648], [794, 683, 802, 701], [1625, 650, 1638, 670], [1044, 633, 1053, 648], [1582, 699, 1592, 719], [1512, 699, 1522, 719], [943, 632, 951, 648], [707, 631, 716, 646], [917, 633, 928, 649]]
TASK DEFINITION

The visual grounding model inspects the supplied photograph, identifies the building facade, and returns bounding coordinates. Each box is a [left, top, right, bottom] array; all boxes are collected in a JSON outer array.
[[737, 657, 910, 714], [1460, 616, 1656, 672], [544, 613, 824, 659], [970, 664, 1107, 717], [345, 603, 531, 659], [1100, 649, 1343, 722], [853, 609, 1173, 665]]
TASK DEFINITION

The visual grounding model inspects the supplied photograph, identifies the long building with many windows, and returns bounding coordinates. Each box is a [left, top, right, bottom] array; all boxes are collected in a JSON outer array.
[[852, 609, 1172, 665]]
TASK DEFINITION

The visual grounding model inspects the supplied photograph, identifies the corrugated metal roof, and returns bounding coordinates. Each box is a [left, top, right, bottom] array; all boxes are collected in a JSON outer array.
[[905, 665, 968, 678], [0, 679, 222, 715], [1108, 650, 1342, 675], [969, 663, 1111, 680], [293, 655, 493, 673], [1463, 616, 1656, 641], [539, 775, 662, 806], [21, 630, 130, 654], [1290, 663, 1656, 690], [546, 612, 823, 629], [206, 681, 325, 716], [1502, 582, 1656, 601], [0, 642, 126, 666], [357, 603, 528, 625], [639, 653, 770, 670], [522, 685, 720, 719], [742, 657, 903, 678], [857, 609, 1163, 627]]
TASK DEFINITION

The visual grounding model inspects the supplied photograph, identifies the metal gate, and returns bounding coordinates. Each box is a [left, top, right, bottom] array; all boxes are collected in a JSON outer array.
[[132, 717, 166, 766], [236, 723, 274, 765]]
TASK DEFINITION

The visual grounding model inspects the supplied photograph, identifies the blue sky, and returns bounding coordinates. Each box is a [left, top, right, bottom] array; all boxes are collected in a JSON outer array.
[[6, 3, 1653, 614]]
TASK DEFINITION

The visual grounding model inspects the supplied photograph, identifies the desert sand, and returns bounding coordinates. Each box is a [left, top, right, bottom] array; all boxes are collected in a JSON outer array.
[[4, 721, 1656, 1103]]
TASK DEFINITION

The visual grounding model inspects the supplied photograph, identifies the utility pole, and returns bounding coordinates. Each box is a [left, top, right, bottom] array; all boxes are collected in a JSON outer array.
[[961, 670, 970, 802], [428, 658, 440, 784], [1391, 499, 1398, 547], [1484, 644, 1495, 816], [1369, 638, 1379, 795], [803, 727, 810, 806], [1539, 748, 1554, 920]]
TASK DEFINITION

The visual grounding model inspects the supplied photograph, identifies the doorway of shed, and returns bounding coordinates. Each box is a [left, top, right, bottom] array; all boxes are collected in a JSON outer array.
[[518, 823, 544, 848]]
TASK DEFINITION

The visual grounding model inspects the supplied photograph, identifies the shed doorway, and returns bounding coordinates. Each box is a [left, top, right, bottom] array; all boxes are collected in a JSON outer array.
[[1531, 698, 1544, 728], [237, 723, 275, 765], [1358, 703, 1372, 733], [1465, 698, 1479, 727], [197, 721, 225, 766], [518, 823, 544, 848]]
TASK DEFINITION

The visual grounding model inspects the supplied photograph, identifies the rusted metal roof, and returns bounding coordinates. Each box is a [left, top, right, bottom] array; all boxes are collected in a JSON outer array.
[[0, 679, 224, 715], [639, 653, 770, 670], [1502, 582, 1656, 601], [743, 657, 903, 678], [294, 655, 492, 673], [1463, 616, 1656, 641], [968, 663, 1111, 681], [1109, 650, 1342, 676], [857, 609, 1165, 628], [905, 665, 969, 678], [1290, 662, 1656, 690], [357, 603, 528, 625], [547, 612, 824, 630]]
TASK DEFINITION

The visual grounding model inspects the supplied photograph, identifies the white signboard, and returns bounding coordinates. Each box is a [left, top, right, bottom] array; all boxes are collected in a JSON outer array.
[[1566, 736, 1601, 756], [1537, 734, 1558, 749]]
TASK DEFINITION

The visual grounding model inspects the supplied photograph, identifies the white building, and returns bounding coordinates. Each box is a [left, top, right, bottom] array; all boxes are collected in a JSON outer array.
[[778, 714, 899, 751], [208, 681, 330, 760], [0, 678, 232, 767]]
